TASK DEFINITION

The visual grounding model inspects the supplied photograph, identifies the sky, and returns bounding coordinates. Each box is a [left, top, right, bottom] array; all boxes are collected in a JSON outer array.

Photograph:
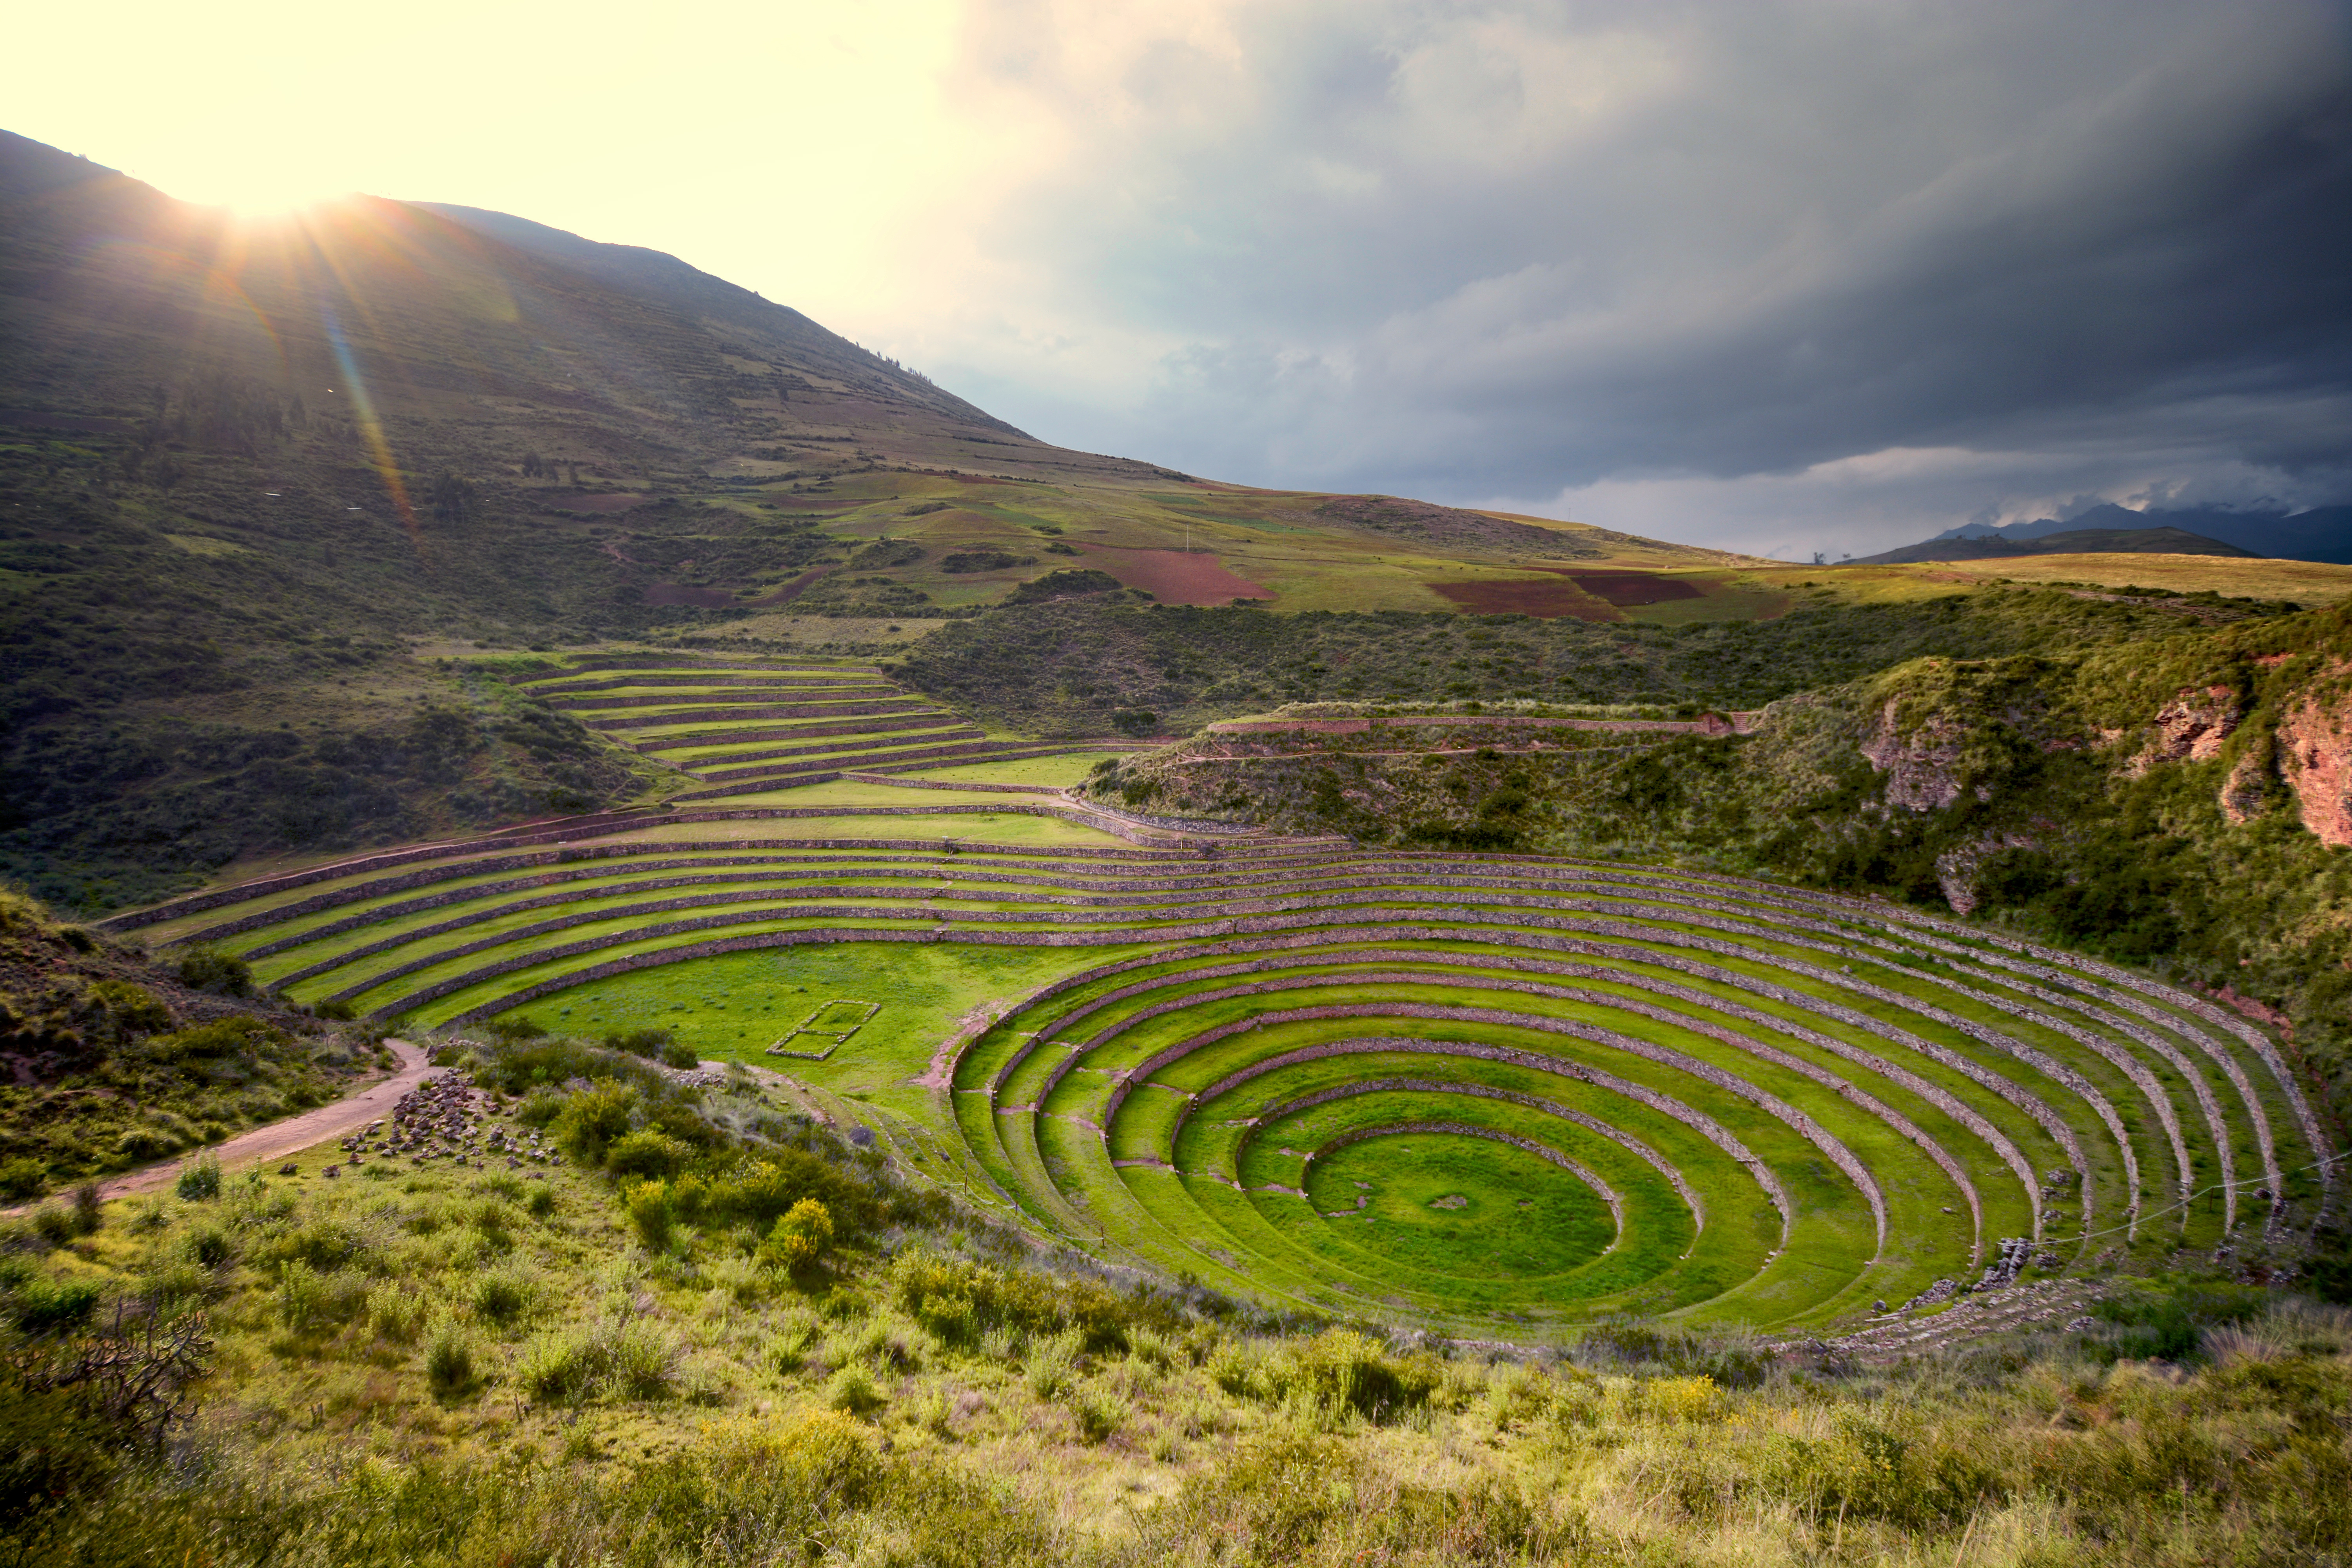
[[11, 0, 2351, 559]]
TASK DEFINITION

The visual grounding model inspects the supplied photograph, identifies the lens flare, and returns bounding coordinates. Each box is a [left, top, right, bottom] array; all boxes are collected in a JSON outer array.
[[320, 302, 416, 536]]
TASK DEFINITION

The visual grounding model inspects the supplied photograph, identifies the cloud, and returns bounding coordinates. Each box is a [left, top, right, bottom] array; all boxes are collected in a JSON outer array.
[[905, 0, 2352, 551]]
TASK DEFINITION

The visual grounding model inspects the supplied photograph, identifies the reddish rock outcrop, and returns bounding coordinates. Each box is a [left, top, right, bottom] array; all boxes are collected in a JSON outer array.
[[2130, 686, 2240, 777], [2278, 681, 2352, 847]]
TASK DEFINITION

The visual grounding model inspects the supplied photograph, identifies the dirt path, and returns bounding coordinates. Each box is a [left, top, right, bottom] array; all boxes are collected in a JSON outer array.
[[4, 1039, 432, 1212]]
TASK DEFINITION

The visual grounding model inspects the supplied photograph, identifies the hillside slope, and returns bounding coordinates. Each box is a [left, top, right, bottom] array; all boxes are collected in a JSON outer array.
[[1855, 526, 2253, 565], [0, 128, 1790, 912]]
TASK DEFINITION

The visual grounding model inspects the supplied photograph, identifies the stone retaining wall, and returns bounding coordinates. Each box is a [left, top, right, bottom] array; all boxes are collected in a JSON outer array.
[[590, 699, 935, 731], [1133, 1029, 1796, 1246], [1085, 998, 1880, 1253], [1302, 1120, 1625, 1240], [633, 714, 962, 752], [1238, 1076, 1695, 1233], [989, 942, 2039, 1244], [553, 684, 893, 712]]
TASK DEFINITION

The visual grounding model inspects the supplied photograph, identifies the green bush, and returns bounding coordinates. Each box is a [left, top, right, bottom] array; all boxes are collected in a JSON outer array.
[[366, 1281, 427, 1343], [604, 1130, 691, 1179], [183, 1225, 232, 1269], [889, 1247, 1148, 1354], [174, 1155, 221, 1202], [1071, 1380, 1125, 1443], [601, 1027, 675, 1059], [551, 1081, 638, 1164], [13, 1277, 101, 1333], [472, 1267, 534, 1325], [424, 1314, 474, 1393], [825, 1363, 884, 1416], [152, 1018, 276, 1062], [624, 1181, 674, 1251], [88, 980, 171, 1034], [173, 948, 253, 996], [2091, 1281, 2269, 1362], [515, 1088, 565, 1128], [0, 1157, 46, 1200], [757, 1200, 833, 1274], [114, 1127, 180, 1163]]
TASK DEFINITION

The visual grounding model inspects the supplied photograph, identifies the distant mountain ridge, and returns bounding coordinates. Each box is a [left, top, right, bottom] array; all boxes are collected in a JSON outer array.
[[1855, 525, 2255, 566], [1925, 503, 2352, 564]]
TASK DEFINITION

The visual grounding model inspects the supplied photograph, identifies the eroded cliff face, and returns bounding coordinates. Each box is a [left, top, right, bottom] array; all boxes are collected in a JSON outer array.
[[2278, 677, 2352, 848], [2136, 686, 2240, 774], [1859, 700, 1969, 811]]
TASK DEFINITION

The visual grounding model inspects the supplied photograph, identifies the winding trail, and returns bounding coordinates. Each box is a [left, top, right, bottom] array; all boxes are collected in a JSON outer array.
[[3, 1040, 430, 1212]]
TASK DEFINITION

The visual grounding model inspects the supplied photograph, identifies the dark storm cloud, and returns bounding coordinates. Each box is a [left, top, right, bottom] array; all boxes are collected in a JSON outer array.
[[942, 0, 2352, 549]]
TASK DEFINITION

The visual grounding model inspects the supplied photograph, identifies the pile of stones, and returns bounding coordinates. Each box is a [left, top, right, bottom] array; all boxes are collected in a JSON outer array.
[[334, 1072, 559, 1172]]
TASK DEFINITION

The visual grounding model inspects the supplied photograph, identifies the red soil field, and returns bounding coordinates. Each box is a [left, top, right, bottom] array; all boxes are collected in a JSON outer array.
[[1427, 578, 1619, 620], [1080, 546, 1272, 605], [1557, 571, 1704, 606]]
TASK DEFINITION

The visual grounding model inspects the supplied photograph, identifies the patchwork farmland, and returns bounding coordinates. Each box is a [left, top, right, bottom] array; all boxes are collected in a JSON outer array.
[[102, 655, 2332, 1336]]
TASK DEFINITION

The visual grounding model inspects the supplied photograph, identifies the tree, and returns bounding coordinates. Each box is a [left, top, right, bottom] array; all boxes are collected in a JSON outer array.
[[429, 472, 477, 523]]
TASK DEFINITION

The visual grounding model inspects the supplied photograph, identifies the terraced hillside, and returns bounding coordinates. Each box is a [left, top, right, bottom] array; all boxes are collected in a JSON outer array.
[[499, 654, 1114, 800], [104, 783, 2331, 1333]]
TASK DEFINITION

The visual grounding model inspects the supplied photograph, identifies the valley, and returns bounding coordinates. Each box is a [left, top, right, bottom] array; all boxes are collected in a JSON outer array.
[[4, 123, 2350, 1568]]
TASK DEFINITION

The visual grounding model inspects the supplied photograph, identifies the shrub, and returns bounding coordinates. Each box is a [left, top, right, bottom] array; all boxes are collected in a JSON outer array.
[[825, 1363, 884, 1416], [367, 1281, 427, 1342], [606, 1318, 674, 1398], [115, 1126, 181, 1163], [13, 1277, 102, 1333], [605, 1130, 691, 1179], [519, 1328, 599, 1403], [1025, 1332, 1081, 1401], [175, 1156, 220, 1202], [516, 1088, 566, 1128], [174, 948, 254, 996], [758, 1200, 834, 1274], [0, 1157, 45, 1200], [518, 1319, 675, 1403], [1071, 1379, 1125, 1443], [473, 1267, 535, 1325], [2091, 1282, 2269, 1362], [274, 1261, 328, 1331], [424, 1314, 475, 1392], [70, 1183, 103, 1236], [32, 1205, 75, 1247], [624, 1181, 675, 1251], [767, 1315, 818, 1374], [603, 1027, 675, 1059], [889, 1246, 1143, 1353], [183, 1225, 233, 1269], [89, 980, 171, 1034], [552, 1081, 638, 1163]]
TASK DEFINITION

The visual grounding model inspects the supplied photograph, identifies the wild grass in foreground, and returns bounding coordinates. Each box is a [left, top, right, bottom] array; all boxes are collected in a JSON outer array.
[[2, 1030, 2346, 1567]]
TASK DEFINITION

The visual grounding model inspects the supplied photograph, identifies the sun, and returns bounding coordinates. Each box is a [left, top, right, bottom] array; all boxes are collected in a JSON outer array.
[[205, 181, 348, 222]]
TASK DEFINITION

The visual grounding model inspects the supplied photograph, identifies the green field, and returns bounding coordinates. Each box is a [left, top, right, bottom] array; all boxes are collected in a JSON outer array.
[[107, 765, 2323, 1338]]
